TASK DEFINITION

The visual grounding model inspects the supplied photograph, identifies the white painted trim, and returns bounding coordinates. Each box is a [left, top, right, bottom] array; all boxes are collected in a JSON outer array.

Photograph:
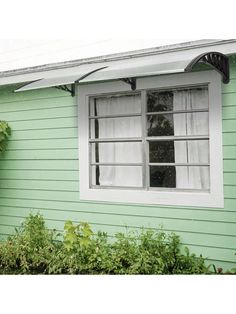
[[78, 70, 224, 208]]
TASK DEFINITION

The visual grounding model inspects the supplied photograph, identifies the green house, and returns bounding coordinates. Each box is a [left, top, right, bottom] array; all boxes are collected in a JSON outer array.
[[0, 39, 236, 270]]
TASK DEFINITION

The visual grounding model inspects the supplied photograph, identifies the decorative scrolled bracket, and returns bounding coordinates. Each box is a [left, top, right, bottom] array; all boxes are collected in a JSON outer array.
[[120, 78, 136, 90], [185, 51, 230, 84]]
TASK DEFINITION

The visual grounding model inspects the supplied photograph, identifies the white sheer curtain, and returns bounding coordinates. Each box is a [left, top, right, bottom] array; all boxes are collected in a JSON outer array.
[[173, 89, 210, 189], [94, 94, 142, 187]]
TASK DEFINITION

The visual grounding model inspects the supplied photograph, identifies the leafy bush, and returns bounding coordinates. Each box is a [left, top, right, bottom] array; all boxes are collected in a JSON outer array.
[[0, 214, 210, 274], [0, 214, 59, 274], [0, 121, 11, 152]]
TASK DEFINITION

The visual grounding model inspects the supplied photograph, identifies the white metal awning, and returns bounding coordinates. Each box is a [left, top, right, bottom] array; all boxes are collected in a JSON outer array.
[[13, 42, 234, 93], [14, 57, 196, 93], [81, 58, 192, 83], [15, 59, 192, 93], [14, 65, 107, 92]]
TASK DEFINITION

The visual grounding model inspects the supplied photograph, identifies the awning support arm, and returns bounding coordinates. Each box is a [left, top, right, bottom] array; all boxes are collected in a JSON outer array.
[[55, 84, 75, 97], [185, 51, 230, 84], [120, 78, 136, 90]]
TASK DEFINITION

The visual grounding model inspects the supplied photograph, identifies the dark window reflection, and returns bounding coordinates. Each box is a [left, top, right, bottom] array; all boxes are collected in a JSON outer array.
[[149, 141, 175, 163], [147, 91, 173, 112], [147, 114, 174, 136], [150, 166, 176, 188]]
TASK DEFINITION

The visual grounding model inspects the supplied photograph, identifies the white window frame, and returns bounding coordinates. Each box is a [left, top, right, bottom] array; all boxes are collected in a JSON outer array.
[[78, 70, 224, 208]]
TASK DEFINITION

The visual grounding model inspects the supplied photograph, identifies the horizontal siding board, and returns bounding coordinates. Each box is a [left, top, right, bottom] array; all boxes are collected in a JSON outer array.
[[0, 160, 78, 170], [223, 120, 236, 133], [0, 96, 74, 113], [1, 105, 77, 121], [0, 149, 78, 160], [0, 179, 79, 191], [0, 169, 78, 181], [6, 138, 78, 150], [207, 260, 235, 271], [1, 197, 236, 222], [2, 194, 236, 218], [10, 117, 77, 131], [224, 185, 236, 198], [223, 106, 236, 119], [223, 145, 236, 158], [223, 134, 236, 146], [182, 245, 236, 263], [8, 127, 77, 141], [0, 225, 18, 237], [224, 198, 236, 211], [224, 159, 236, 172], [175, 232, 236, 250], [0, 85, 68, 103], [222, 92, 236, 106], [0, 188, 80, 202], [222, 78, 236, 94], [223, 172, 236, 185]]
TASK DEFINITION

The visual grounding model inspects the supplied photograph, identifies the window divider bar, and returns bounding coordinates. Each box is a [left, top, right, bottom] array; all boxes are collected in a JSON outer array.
[[149, 163, 210, 166], [146, 108, 208, 116], [91, 185, 144, 190], [89, 138, 143, 143], [90, 163, 143, 166], [146, 135, 209, 141], [89, 113, 141, 119]]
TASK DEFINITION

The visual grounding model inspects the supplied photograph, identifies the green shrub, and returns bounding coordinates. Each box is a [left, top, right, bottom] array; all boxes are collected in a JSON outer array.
[[0, 214, 59, 274], [48, 221, 112, 274], [0, 121, 11, 152], [104, 230, 208, 274], [0, 214, 210, 274]]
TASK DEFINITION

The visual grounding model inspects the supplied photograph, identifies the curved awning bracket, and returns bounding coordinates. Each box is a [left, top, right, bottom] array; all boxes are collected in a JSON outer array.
[[75, 66, 108, 83], [120, 77, 136, 90], [55, 84, 75, 97], [185, 51, 230, 84]]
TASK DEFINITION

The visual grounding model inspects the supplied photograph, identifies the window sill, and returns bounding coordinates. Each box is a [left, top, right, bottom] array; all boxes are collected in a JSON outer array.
[[80, 187, 224, 208]]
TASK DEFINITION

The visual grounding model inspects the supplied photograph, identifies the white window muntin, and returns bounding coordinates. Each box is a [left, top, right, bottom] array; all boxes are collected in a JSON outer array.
[[78, 71, 224, 208]]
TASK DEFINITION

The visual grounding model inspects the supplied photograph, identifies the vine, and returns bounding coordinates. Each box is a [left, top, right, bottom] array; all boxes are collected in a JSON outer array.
[[0, 121, 11, 152]]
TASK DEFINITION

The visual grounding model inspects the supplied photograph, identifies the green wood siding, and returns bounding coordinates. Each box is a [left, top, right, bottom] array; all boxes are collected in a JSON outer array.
[[0, 64, 236, 271]]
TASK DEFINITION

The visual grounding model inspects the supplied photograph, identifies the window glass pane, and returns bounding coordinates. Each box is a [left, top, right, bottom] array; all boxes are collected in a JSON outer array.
[[147, 114, 174, 136], [91, 165, 143, 187], [174, 87, 208, 110], [150, 166, 176, 188], [147, 87, 208, 113], [149, 141, 175, 163], [147, 112, 209, 137], [149, 140, 209, 163], [90, 93, 141, 116], [150, 166, 210, 189], [91, 142, 142, 163], [90, 116, 142, 139], [147, 91, 173, 112]]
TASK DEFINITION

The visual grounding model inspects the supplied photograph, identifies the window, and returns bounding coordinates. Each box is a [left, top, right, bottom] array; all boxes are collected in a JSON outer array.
[[78, 71, 224, 207]]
